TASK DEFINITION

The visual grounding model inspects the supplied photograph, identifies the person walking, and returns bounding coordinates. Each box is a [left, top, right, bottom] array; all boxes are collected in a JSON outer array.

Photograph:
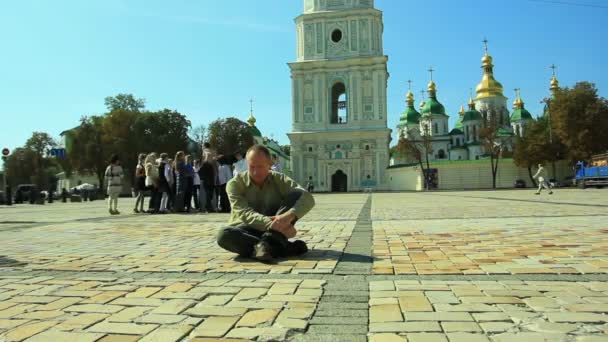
[[104, 154, 124, 215], [193, 159, 202, 211], [200, 158, 216, 213], [157, 153, 172, 213], [184, 155, 195, 212], [533, 163, 553, 195], [144, 153, 160, 213], [133, 153, 146, 213], [174, 151, 187, 212], [217, 155, 233, 213]]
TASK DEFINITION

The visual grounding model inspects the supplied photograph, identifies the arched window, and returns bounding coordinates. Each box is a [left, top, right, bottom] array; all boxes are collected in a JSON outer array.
[[434, 122, 438, 134], [438, 149, 446, 159], [473, 125, 477, 141], [331, 82, 347, 124]]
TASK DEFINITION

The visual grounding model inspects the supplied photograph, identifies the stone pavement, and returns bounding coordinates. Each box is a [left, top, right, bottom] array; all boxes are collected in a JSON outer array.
[[0, 189, 607, 341]]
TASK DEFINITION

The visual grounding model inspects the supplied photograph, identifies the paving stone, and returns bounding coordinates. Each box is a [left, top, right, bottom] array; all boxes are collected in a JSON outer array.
[[2, 321, 58, 341], [107, 307, 151, 323], [479, 322, 515, 333], [0, 319, 30, 330], [225, 326, 289, 339], [406, 333, 448, 342], [64, 304, 124, 314], [87, 321, 158, 335], [185, 306, 247, 317], [399, 297, 433, 312], [191, 316, 240, 337], [446, 332, 490, 342], [370, 304, 403, 323], [525, 321, 578, 333], [135, 314, 187, 324], [236, 309, 279, 327], [24, 330, 105, 342], [55, 313, 109, 331], [440, 322, 482, 332], [369, 322, 442, 333], [546, 312, 608, 323], [138, 325, 193, 342], [368, 333, 407, 341], [405, 312, 474, 322]]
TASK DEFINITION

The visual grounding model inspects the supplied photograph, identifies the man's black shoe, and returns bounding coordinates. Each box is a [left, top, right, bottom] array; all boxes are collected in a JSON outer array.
[[287, 240, 308, 256], [253, 241, 274, 263]]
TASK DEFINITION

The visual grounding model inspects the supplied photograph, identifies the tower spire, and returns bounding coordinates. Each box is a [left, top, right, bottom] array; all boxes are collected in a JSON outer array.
[[406, 80, 414, 107], [419, 88, 426, 110], [247, 98, 256, 126], [427, 66, 437, 98], [550, 64, 559, 95]]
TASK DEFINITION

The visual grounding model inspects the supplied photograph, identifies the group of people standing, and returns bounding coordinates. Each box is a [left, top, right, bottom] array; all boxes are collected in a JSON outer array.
[[105, 143, 283, 215]]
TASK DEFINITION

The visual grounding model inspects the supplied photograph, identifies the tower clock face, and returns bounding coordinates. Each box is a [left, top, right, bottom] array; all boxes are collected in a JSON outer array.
[[331, 29, 342, 43]]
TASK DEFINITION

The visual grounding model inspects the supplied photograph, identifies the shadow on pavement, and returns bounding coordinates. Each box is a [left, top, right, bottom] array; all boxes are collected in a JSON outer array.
[[0, 256, 28, 268]]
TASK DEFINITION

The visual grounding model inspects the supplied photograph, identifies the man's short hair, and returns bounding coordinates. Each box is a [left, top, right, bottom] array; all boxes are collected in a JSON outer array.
[[160, 153, 168, 159], [246, 144, 271, 160], [203, 142, 211, 148]]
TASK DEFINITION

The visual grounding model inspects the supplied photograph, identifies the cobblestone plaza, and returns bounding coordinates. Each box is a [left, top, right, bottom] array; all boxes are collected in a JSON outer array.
[[0, 189, 607, 341]]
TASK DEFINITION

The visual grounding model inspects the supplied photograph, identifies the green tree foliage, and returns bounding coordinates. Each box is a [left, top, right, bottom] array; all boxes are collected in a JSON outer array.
[[189, 124, 208, 158], [207, 117, 255, 158], [4, 132, 59, 189], [395, 127, 434, 190], [550, 82, 608, 162], [68, 116, 108, 187], [104, 94, 145, 112], [479, 106, 510, 189], [280, 144, 291, 157]]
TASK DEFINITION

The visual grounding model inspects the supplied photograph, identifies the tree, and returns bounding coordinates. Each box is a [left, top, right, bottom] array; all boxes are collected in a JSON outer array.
[[104, 94, 145, 112], [513, 117, 567, 186], [479, 106, 509, 189], [207, 117, 255, 158], [25, 132, 57, 189], [395, 126, 434, 190], [550, 82, 608, 162], [68, 116, 108, 188], [280, 144, 291, 157], [189, 124, 207, 158]]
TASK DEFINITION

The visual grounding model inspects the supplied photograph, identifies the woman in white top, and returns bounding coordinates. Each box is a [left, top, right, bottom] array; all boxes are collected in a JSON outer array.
[[193, 160, 202, 211], [105, 154, 124, 215]]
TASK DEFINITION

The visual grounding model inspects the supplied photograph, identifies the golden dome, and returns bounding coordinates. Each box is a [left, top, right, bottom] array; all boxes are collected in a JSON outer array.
[[482, 53, 493, 67], [468, 96, 476, 110], [475, 53, 504, 99], [513, 97, 523, 109], [406, 90, 414, 106], [419, 100, 426, 110], [247, 113, 256, 126], [550, 76, 559, 94], [428, 80, 437, 97], [459, 105, 465, 117]]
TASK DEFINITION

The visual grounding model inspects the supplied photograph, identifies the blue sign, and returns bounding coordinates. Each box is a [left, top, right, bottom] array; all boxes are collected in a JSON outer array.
[[50, 148, 66, 159]]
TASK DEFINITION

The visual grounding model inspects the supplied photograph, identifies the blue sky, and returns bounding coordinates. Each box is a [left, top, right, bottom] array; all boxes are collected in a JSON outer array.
[[1, 0, 607, 163]]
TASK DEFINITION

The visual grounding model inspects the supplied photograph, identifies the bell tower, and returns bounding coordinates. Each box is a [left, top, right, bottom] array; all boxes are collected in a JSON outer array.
[[288, 0, 391, 192]]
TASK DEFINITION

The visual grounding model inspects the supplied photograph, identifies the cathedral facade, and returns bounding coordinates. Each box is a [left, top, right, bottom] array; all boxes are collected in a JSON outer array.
[[288, 0, 391, 192], [395, 45, 539, 164]]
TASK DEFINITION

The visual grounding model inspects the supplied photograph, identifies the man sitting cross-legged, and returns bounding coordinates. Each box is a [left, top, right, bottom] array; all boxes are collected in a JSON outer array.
[[216, 144, 315, 263]]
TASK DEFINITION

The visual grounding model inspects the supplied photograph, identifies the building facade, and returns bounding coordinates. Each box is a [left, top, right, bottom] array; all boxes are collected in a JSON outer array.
[[288, 0, 391, 192]]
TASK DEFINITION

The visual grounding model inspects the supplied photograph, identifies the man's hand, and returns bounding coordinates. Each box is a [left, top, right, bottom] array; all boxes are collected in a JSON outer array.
[[270, 211, 297, 238]]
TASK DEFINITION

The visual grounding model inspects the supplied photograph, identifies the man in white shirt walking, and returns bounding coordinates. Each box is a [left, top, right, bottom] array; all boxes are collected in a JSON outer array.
[[533, 163, 553, 195]]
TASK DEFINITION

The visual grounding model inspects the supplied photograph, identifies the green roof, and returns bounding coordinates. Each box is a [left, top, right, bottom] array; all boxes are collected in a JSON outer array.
[[249, 125, 262, 137], [510, 108, 533, 122], [462, 109, 482, 122], [398, 106, 421, 127], [421, 97, 447, 116], [448, 128, 463, 136], [497, 127, 515, 137]]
